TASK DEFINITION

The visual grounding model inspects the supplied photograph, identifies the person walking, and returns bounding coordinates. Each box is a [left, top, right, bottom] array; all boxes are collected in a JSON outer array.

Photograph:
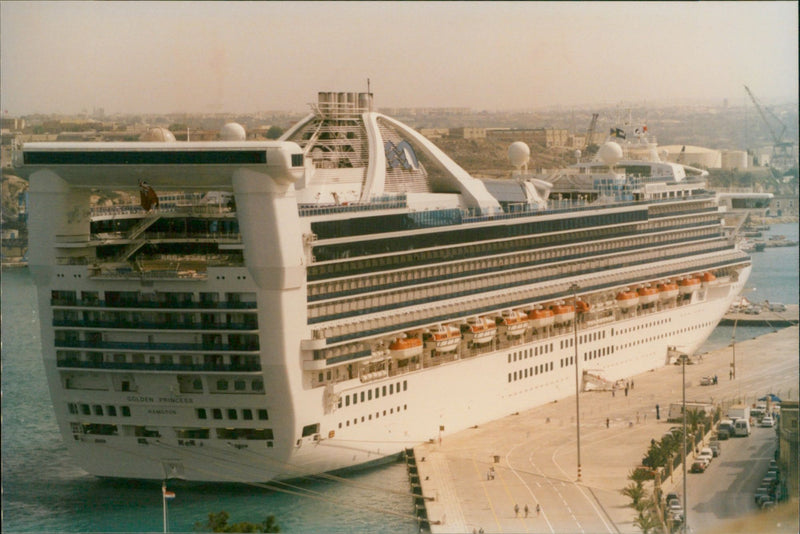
[[524, 504, 529, 518], [514, 504, 520, 517], [606, 417, 610, 428], [536, 504, 541, 517]]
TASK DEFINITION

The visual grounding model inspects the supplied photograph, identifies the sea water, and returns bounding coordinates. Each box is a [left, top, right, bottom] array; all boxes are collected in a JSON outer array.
[[2, 223, 797, 533]]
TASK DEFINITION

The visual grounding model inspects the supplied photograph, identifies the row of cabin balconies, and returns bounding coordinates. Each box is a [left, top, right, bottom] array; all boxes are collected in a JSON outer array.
[[307, 240, 736, 324], [309, 252, 748, 346]]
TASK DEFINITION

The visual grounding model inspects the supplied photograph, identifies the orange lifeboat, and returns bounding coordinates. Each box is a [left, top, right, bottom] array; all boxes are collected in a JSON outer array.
[[575, 300, 591, 313], [496, 310, 529, 337], [701, 272, 718, 286], [551, 304, 575, 323], [422, 324, 461, 352], [678, 277, 701, 295], [461, 317, 497, 345], [388, 336, 423, 358], [528, 308, 555, 328], [616, 290, 640, 309], [657, 282, 679, 300], [637, 286, 659, 304]]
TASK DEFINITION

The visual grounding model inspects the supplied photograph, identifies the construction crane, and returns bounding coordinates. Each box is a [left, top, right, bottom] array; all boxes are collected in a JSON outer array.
[[744, 85, 795, 172], [584, 113, 599, 150]]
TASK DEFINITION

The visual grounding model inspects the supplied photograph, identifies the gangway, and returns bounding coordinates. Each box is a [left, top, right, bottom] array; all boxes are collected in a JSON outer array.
[[582, 369, 614, 391]]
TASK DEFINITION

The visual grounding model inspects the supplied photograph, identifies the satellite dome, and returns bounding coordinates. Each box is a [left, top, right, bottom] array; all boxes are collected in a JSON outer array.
[[220, 122, 246, 141], [598, 141, 623, 166], [139, 127, 176, 142], [508, 141, 530, 169]]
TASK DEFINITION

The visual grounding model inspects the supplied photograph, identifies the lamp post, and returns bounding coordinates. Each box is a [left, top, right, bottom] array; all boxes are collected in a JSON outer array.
[[680, 353, 688, 534], [571, 283, 582, 482]]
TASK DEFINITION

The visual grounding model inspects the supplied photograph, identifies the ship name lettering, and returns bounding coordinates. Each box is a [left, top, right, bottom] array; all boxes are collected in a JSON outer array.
[[158, 397, 194, 404], [126, 395, 155, 403], [146, 409, 177, 416]]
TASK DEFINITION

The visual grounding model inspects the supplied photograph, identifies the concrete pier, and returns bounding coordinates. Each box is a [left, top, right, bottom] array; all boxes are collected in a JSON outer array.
[[718, 304, 798, 326], [414, 326, 798, 533]]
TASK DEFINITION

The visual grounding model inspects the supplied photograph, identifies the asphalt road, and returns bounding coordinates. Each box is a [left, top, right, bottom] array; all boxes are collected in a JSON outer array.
[[684, 423, 778, 533]]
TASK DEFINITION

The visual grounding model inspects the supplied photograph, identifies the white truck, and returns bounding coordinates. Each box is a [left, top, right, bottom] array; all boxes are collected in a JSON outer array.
[[727, 404, 750, 422]]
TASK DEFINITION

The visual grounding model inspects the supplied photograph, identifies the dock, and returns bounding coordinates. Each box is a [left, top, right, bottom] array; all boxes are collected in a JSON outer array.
[[413, 326, 799, 533], [718, 304, 798, 326]]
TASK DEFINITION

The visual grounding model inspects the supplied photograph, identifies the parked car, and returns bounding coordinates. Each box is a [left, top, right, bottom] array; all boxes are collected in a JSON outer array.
[[708, 441, 721, 457], [760, 416, 774, 427], [697, 448, 714, 465], [666, 492, 680, 505], [755, 492, 772, 505], [690, 461, 706, 473], [700, 376, 713, 386]]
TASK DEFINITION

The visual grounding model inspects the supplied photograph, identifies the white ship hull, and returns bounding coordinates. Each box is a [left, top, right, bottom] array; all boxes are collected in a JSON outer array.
[[45, 267, 747, 481]]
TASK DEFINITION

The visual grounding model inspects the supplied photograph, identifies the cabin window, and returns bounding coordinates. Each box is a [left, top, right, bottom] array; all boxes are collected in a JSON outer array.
[[213, 409, 222, 420], [243, 409, 253, 420], [121, 406, 131, 417], [197, 409, 207, 419], [258, 409, 269, 420], [228, 409, 238, 420]]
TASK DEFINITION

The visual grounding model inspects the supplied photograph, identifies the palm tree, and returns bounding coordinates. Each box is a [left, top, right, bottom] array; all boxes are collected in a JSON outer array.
[[633, 509, 662, 534], [621, 482, 647, 508]]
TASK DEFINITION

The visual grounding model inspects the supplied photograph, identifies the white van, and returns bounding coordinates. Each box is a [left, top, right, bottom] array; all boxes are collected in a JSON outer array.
[[733, 418, 751, 437]]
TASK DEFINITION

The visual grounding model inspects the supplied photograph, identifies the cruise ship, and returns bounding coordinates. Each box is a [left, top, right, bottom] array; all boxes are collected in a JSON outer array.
[[15, 92, 751, 482]]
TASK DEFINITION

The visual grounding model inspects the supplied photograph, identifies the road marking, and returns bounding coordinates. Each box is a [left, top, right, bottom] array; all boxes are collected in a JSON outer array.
[[472, 456, 502, 533]]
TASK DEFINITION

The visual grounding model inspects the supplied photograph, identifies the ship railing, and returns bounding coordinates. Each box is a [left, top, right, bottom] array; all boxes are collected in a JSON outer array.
[[57, 360, 262, 373], [52, 319, 258, 331], [54, 339, 260, 353]]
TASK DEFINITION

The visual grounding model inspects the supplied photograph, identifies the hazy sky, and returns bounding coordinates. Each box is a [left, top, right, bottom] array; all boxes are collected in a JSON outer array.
[[1, 1, 797, 115]]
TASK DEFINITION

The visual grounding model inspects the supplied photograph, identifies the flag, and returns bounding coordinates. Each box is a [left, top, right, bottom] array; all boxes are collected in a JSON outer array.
[[610, 128, 626, 139], [163, 488, 176, 499]]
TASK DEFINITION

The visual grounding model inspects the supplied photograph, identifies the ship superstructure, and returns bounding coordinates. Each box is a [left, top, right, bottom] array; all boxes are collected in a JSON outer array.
[[15, 92, 750, 482]]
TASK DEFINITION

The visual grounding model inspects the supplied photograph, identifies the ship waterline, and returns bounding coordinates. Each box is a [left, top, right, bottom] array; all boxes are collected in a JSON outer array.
[[14, 91, 751, 482]]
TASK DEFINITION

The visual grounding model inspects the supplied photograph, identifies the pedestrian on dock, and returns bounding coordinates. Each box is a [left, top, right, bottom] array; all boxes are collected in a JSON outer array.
[[536, 504, 541, 517], [524, 504, 529, 517], [624, 386, 628, 397], [606, 417, 610, 428], [514, 503, 519, 517]]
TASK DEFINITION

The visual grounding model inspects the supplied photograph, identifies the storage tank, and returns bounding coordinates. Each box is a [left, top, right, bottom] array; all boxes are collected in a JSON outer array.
[[721, 150, 748, 170]]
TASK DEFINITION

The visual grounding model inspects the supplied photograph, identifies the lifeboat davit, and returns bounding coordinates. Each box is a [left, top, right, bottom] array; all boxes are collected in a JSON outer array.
[[701, 272, 718, 286], [528, 308, 555, 328], [678, 277, 701, 295], [496, 310, 529, 337], [551, 304, 575, 323], [575, 300, 591, 313], [616, 291, 640, 309], [422, 324, 461, 352], [637, 286, 659, 304], [461, 317, 497, 345], [388, 336, 423, 358], [657, 282, 679, 300]]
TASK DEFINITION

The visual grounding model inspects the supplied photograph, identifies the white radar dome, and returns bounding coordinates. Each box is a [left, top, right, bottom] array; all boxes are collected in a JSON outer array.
[[508, 141, 531, 169], [220, 122, 246, 141], [139, 127, 176, 142], [598, 141, 623, 166]]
